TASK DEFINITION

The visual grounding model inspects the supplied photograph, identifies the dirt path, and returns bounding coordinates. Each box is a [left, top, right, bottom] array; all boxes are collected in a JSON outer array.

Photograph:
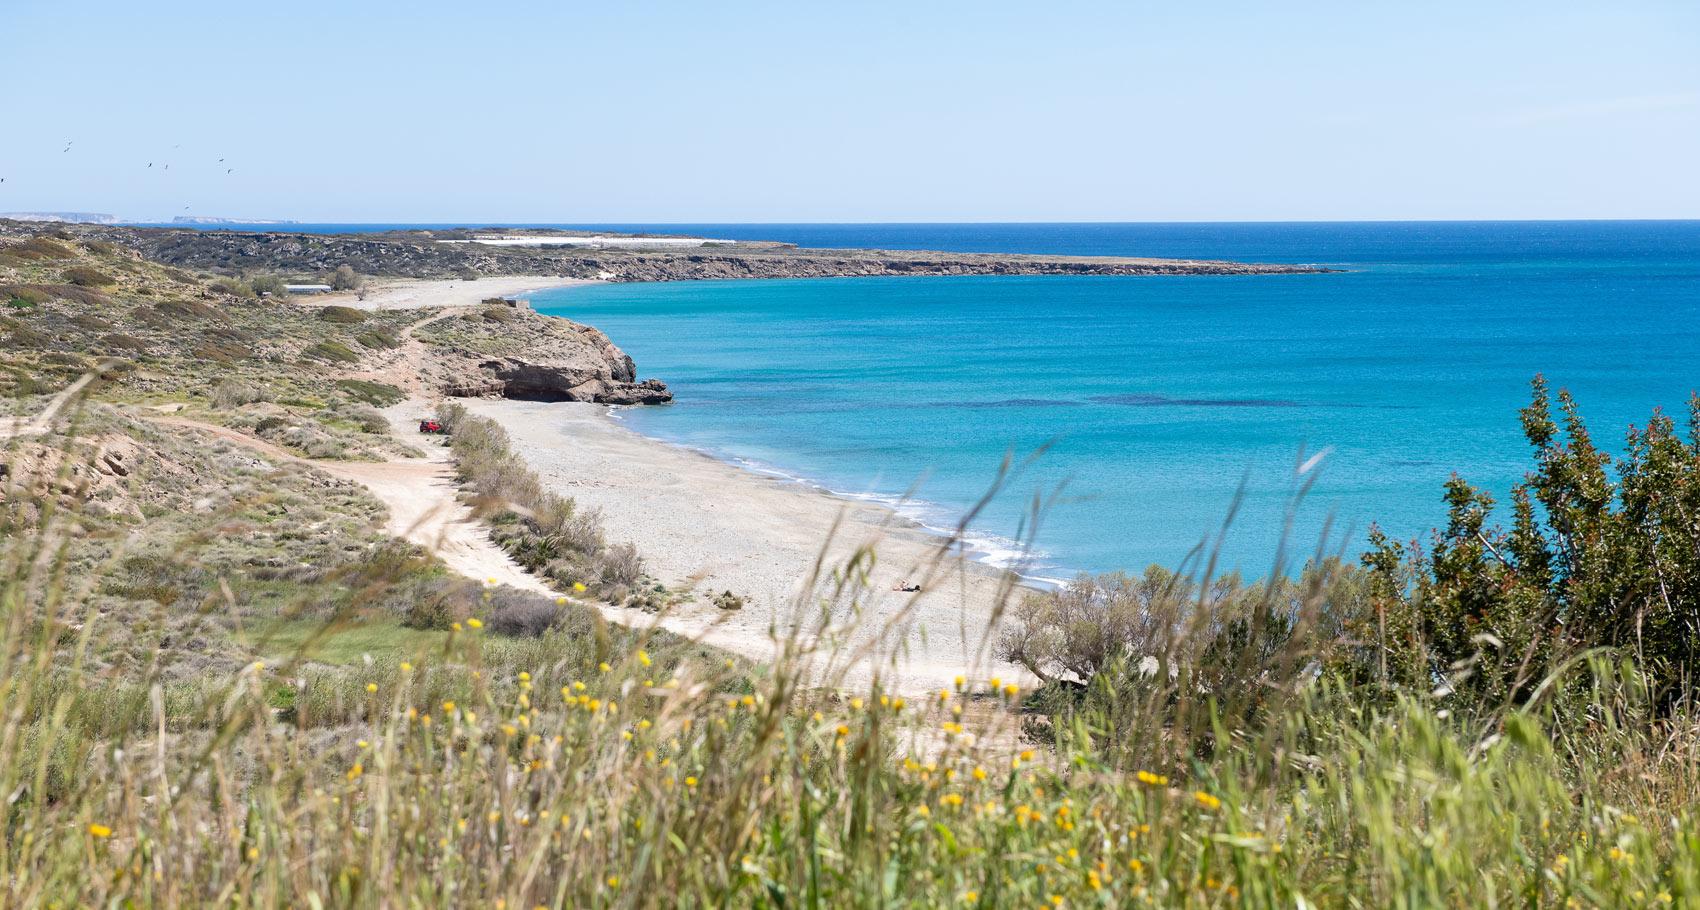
[[140, 414, 816, 680], [339, 307, 480, 395], [146, 416, 557, 597]]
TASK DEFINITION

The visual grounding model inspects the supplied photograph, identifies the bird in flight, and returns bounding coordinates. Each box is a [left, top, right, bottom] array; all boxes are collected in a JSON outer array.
[[227, 169, 233, 174]]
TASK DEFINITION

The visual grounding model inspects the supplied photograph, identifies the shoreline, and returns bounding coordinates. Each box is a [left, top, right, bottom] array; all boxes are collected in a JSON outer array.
[[462, 398, 1039, 694], [311, 275, 601, 311], [603, 406, 1073, 589]]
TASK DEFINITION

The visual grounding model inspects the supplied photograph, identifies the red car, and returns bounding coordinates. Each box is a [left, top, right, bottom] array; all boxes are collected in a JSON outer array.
[[418, 419, 446, 435]]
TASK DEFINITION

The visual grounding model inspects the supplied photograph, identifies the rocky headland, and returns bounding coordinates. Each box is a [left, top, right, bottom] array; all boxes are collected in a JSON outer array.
[[414, 307, 674, 405], [0, 220, 1337, 282]]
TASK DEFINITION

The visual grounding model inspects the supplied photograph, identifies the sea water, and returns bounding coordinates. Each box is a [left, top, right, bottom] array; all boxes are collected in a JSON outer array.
[[524, 223, 1693, 582]]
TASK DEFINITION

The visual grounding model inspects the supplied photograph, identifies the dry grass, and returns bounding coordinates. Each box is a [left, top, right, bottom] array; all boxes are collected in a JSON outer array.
[[1, 382, 1698, 908]]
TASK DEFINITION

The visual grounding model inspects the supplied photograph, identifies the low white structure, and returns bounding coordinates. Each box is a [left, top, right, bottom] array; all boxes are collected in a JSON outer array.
[[284, 284, 333, 294], [446, 235, 737, 249]]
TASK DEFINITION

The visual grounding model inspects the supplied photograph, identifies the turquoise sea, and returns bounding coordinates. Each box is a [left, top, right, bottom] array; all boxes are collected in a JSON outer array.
[[170, 221, 1700, 583], [524, 222, 1700, 583]]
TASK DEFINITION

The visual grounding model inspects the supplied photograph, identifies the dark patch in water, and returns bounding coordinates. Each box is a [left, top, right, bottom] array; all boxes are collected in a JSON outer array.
[[1090, 393, 1310, 408], [933, 398, 1085, 409]]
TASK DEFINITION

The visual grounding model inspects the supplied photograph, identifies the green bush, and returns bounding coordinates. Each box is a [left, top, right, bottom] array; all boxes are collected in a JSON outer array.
[[303, 340, 359, 363], [334, 379, 406, 407], [3, 284, 109, 306], [317, 306, 367, 324], [69, 314, 113, 331], [251, 275, 289, 297], [100, 334, 149, 353], [208, 278, 254, 298], [61, 267, 115, 288], [325, 265, 363, 291], [153, 299, 230, 323], [353, 330, 400, 350], [1360, 376, 1700, 709]]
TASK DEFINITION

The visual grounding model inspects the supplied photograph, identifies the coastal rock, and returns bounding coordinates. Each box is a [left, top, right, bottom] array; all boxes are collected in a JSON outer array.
[[420, 308, 672, 405], [3, 220, 1339, 282]]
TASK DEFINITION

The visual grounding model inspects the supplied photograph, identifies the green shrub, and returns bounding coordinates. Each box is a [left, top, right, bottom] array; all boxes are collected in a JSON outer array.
[[153, 299, 230, 323], [250, 275, 288, 297], [303, 340, 359, 363], [61, 266, 115, 288], [100, 334, 149, 353], [210, 379, 268, 409], [353, 330, 400, 350], [69, 314, 113, 331], [2, 319, 50, 349], [334, 379, 406, 407], [17, 237, 75, 259], [209, 278, 254, 298], [201, 326, 253, 345], [3, 284, 109, 306], [325, 265, 364, 291], [317, 306, 367, 324], [192, 341, 249, 362]]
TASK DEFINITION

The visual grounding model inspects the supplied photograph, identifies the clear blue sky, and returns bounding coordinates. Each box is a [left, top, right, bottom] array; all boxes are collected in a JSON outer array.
[[4, 0, 1697, 222]]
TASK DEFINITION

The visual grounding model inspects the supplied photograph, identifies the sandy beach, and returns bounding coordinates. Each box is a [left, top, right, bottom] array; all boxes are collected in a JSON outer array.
[[311, 275, 599, 311], [461, 398, 1037, 694]]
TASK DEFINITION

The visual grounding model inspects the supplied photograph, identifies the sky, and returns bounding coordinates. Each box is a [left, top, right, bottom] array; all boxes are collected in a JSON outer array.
[[3, 0, 1697, 222]]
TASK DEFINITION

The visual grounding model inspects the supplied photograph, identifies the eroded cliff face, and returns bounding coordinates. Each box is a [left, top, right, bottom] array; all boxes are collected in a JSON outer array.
[[418, 309, 672, 405]]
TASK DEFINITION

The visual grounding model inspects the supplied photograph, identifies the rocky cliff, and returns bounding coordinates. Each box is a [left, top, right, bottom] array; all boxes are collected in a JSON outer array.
[[416, 307, 672, 405]]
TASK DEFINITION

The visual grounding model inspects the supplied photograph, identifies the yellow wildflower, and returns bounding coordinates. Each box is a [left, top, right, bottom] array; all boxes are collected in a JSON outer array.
[[89, 824, 113, 838]]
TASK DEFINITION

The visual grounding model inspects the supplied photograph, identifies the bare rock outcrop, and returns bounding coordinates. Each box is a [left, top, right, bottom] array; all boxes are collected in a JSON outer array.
[[420, 308, 672, 405]]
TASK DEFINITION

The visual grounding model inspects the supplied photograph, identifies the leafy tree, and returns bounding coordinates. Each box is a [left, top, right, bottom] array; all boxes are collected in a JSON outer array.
[[326, 265, 364, 291], [1363, 376, 1700, 708], [250, 274, 288, 297]]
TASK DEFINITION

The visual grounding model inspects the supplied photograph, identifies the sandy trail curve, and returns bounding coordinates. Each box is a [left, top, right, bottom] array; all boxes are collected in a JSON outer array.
[[140, 414, 883, 688]]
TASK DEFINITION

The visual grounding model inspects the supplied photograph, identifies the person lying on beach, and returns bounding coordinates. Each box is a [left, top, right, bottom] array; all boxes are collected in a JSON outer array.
[[891, 580, 923, 593]]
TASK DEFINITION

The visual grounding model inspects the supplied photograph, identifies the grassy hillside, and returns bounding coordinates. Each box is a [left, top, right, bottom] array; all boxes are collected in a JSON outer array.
[[3, 227, 1699, 908]]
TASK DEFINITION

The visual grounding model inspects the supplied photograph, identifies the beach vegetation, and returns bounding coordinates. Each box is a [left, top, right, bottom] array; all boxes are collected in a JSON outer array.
[[209, 276, 255, 297], [325, 264, 364, 290], [250, 273, 289, 296]]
